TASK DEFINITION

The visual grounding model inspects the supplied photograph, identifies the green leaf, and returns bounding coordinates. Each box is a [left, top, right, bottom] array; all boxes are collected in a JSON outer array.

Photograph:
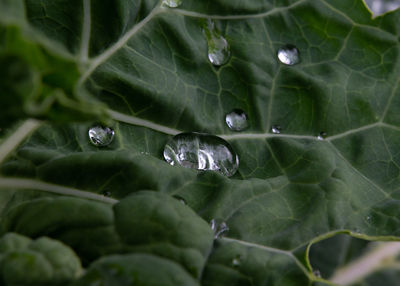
[[1, 0, 400, 285], [72, 254, 199, 286], [309, 234, 400, 285], [0, 232, 82, 285]]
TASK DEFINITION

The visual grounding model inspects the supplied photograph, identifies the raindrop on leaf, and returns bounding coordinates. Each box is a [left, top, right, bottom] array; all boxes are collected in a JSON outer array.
[[313, 269, 321, 278], [277, 45, 300, 65], [162, 0, 182, 8], [225, 109, 249, 131], [88, 125, 115, 147], [203, 19, 231, 66], [317, 131, 327, 140], [163, 132, 239, 177], [271, 125, 281, 134], [173, 195, 187, 205], [210, 219, 229, 238]]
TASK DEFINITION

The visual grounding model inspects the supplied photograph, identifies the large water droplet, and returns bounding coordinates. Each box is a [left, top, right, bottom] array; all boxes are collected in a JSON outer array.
[[210, 219, 229, 238], [277, 45, 300, 65], [162, 0, 181, 8], [225, 109, 248, 131], [88, 125, 115, 147], [271, 125, 281, 134], [163, 132, 239, 177], [203, 19, 230, 66]]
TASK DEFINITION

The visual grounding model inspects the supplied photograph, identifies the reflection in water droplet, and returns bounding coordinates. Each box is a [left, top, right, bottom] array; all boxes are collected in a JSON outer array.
[[277, 45, 300, 65], [313, 269, 321, 278], [271, 125, 281, 134], [225, 109, 248, 131], [163, 132, 239, 177], [210, 219, 229, 238], [232, 256, 241, 267], [173, 195, 187, 205], [203, 19, 230, 66], [88, 126, 115, 147], [317, 132, 327, 140], [162, 0, 182, 8]]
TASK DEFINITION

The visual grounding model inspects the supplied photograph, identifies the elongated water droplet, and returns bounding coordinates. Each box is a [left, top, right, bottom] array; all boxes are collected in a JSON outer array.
[[88, 125, 115, 147], [173, 195, 187, 205], [277, 45, 300, 65], [225, 109, 248, 131], [163, 132, 239, 177], [162, 0, 181, 8], [210, 219, 229, 238], [203, 19, 230, 66], [271, 125, 281, 134], [317, 131, 327, 140]]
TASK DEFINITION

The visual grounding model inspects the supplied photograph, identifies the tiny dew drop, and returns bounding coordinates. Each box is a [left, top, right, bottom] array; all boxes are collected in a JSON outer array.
[[88, 125, 115, 147], [210, 219, 229, 239], [317, 131, 327, 140], [277, 44, 300, 65], [163, 132, 239, 177], [203, 19, 230, 66], [232, 256, 241, 267], [173, 195, 187, 205], [225, 109, 248, 131], [162, 0, 182, 8], [313, 269, 321, 278], [271, 125, 281, 134]]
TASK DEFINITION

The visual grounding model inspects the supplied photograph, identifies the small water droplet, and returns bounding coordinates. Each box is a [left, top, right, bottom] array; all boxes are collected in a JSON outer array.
[[225, 109, 248, 131], [271, 125, 281, 134], [88, 125, 115, 147], [173, 195, 187, 205], [203, 19, 230, 66], [210, 219, 229, 238], [313, 269, 321, 278], [317, 131, 327, 140], [162, 0, 181, 8], [232, 256, 241, 267], [163, 132, 239, 177], [277, 45, 300, 65]]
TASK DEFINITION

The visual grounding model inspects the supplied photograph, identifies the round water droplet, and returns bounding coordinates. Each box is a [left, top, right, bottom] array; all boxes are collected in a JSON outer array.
[[210, 219, 229, 238], [225, 109, 248, 131], [271, 125, 281, 134], [163, 132, 239, 177], [88, 125, 115, 147], [313, 269, 321, 278], [277, 45, 300, 65], [173, 195, 187, 205], [162, 0, 181, 8], [317, 131, 327, 140], [232, 256, 241, 267]]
